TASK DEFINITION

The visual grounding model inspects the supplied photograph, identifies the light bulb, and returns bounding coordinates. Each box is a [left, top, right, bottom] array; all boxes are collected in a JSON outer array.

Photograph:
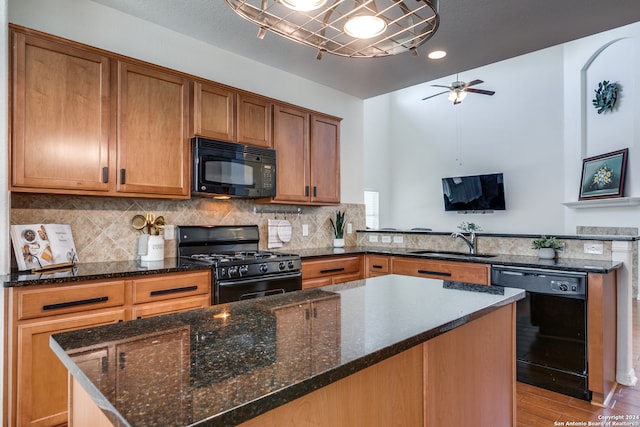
[[280, 0, 327, 12], [344, 15, 387, 39]]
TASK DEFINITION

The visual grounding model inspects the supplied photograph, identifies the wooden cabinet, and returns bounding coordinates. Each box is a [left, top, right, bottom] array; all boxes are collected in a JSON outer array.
[[116, 61, 190, 197], [5, 269, 211, 427], [130, 270, 211, 319], [365, 255, 391, 277], [192, 81, 235, 141], [272, 105, 341, 205], [10, 29, 111, 193], [391, 256, 490, 285], [237, 93, 272, 148], [10, 26, 190, 199], [301, 255, 363, 289], [7, 279, 127, 427]]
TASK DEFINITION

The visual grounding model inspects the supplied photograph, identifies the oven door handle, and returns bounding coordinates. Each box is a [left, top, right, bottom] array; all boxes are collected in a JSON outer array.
[[239, 289, 286, 300], [217, 272, 302, 287]]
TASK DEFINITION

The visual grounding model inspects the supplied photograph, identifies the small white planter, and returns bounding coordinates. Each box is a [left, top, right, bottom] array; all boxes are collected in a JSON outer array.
[[333, 238, 345, 248], [537, 248, 556, 259]]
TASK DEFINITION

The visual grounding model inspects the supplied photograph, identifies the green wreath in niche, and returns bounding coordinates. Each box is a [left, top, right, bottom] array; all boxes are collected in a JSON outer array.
[[592, 80, 619, 114]]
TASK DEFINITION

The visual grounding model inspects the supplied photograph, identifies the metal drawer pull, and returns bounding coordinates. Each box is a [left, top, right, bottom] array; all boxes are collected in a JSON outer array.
[[417, 270, 451, 277], [43, 296, 109, 311], [149, 285, 198, 296], [320, 267, 345, 274], [372, 265, 383, 269]]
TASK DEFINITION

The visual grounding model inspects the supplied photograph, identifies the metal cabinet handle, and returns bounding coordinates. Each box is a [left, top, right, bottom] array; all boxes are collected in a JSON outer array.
[[119, 352, 126, 370], [149, 285, 198, 297], [372, 265, 383, 269], [43, 296, 108, 311], [120, 169, 126, 184], [417, 270, 451, 277], [102, 167, 109, 183]]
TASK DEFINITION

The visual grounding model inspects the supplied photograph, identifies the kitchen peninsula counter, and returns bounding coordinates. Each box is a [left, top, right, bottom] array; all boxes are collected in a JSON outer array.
[[51, 275, 524, 427]]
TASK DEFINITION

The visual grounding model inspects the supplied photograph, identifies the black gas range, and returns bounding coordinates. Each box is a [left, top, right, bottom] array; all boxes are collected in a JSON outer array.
[[177, 225, 302, 304]]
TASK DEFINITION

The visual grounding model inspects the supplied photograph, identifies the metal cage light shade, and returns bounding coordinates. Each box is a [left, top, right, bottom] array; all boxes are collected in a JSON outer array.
[[225, 0, 440, 58]]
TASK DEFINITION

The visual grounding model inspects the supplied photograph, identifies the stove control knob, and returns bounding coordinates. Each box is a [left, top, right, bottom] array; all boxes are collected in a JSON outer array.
[[219, 267, 227, 278], [228, 266, 239, 277], [288, 260, 295, 269], [559, 283, 568, 292], [259, 263, 269, 274], [279, 261, 286, 270], [239, 265, 249, 276]]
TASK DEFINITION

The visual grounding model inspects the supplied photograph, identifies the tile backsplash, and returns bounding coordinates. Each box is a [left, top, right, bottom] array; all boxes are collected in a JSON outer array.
[[10, 194, 365, 265]]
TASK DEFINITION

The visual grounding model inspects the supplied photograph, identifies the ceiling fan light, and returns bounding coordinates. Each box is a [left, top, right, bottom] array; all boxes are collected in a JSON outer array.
[[448, 90, 467, 103], [280, 0, 327, 12], [344, 15, 387, 39]]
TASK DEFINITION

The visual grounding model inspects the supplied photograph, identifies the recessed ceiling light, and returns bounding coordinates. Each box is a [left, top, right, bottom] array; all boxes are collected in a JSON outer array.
[[427, 50, 447, 60]]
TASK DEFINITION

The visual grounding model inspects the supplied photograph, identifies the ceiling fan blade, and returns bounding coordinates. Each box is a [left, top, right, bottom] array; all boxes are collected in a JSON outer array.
[[464, 79, 484, 88], [430, 84, 452, 89], [466, 88, 495, 96], [422, 90, 449, 100]]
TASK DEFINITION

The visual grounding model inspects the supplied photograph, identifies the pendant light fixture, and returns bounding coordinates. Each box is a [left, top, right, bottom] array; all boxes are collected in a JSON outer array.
[[225, 0, 439, 59]]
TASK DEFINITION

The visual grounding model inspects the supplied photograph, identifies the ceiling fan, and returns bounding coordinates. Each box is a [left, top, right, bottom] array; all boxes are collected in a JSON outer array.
[[422, 76, 495, 105]]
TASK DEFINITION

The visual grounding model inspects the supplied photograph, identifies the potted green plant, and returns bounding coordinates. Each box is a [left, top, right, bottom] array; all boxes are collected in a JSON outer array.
[[531, 236, 563, 259], [330, 210, 346, 248]]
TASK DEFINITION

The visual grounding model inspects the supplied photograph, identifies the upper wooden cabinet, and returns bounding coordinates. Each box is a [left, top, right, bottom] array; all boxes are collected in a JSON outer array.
[[272, 105, 341, 205], [10, 30, 111, 193], [192, 81, 235, 142], [9, 26, 190, 199], [237, 93, 272, 148], [116, 61, 190, 197]]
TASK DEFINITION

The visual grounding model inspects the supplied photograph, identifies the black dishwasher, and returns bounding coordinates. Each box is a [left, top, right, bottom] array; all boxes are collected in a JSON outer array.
[[491, 265, 590, 400]]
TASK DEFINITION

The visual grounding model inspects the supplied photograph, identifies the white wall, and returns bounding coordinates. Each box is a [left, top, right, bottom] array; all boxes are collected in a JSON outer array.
[[6, 0, 365, 204], [365, 22, 640, 235]]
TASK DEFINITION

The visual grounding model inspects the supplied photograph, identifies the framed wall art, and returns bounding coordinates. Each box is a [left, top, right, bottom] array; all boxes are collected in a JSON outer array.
[[579, 148, 628, 200]]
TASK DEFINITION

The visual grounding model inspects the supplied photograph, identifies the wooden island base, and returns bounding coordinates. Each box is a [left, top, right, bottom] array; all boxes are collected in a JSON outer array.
[[70, 303, 516, 427]]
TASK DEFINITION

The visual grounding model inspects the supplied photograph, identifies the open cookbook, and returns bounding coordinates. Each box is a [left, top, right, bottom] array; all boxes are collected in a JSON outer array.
[[10, 224, 79, 271]]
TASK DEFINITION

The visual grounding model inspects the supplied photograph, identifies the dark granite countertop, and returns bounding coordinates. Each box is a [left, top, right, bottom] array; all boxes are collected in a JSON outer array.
[[357, 229, 639, 241], [1, 258, 211, 287], [50, 275, 525, 427], [293, 246, 623, 274]]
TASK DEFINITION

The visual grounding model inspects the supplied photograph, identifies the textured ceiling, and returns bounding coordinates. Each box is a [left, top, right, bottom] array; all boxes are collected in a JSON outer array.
[[91, 0, 640, 99]]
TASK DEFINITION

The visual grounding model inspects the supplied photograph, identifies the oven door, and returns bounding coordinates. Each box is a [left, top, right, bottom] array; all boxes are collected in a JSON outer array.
[[216, 271, 302, 304]]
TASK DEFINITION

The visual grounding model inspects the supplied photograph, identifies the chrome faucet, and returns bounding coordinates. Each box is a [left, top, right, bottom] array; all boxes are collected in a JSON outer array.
[[451, 230, 477, 254]]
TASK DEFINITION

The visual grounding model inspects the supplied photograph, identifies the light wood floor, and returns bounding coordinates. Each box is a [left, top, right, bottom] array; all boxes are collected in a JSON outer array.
[[516, 298, 640, 426]]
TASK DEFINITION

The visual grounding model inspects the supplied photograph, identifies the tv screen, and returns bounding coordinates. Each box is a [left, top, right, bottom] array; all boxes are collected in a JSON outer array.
[[442, 173, 505, 212]]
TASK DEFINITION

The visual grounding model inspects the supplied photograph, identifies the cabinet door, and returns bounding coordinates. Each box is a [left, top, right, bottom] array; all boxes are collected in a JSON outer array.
[[273, 105, 310, 203], [15, 309, 125, 427], [117, 61, 190, 197], [237, 93, 272, 148], [115, 328, 191, 426], [11, 30, 111, 193], [366, 255, 391, 277], [193, 81, 235, 141], [132, 294, 210, 319], [391, 257, 490, 285], [309, 115, 340, 204]]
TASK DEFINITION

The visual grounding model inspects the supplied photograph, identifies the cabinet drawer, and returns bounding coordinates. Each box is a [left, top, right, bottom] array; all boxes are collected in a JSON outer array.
[[132, 271, 210, 304], [132, 294, 211, 319], [302, 255, 362, 280], [366, 255, 390, 277], [391, 257, 489, 285], [17, 280, 126, 320]]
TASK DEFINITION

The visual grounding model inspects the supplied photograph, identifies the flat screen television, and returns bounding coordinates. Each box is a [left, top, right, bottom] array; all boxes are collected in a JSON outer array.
[[442, 173, 505, 212]]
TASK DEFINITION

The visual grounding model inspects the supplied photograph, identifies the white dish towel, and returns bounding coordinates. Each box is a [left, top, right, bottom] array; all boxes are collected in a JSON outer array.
[[268, 219, 283, 249]]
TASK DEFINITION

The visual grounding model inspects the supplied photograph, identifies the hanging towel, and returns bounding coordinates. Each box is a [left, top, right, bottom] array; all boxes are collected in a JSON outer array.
[[277, 220, 292, 243], [268, 219, 283, 249]]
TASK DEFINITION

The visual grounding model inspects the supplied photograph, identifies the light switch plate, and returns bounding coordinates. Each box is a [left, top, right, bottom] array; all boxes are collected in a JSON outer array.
[[347, 223, 353, 234], [369, 235, 379, 243], [302, 224, 309, 236], [381, 235, 392, 243], [393, 235, 403, 244], [584, 243, 603, 254]]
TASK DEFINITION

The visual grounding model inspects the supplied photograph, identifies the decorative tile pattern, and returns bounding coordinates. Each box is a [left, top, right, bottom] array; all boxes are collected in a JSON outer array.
[[10, 194, 365, 265]]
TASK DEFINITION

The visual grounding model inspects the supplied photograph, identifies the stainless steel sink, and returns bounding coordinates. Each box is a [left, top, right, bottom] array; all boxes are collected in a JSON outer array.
[[409, 250, 497, 258]]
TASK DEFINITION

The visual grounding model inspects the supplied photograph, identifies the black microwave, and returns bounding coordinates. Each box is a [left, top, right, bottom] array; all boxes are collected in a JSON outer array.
[[191, 138, 276, 198]]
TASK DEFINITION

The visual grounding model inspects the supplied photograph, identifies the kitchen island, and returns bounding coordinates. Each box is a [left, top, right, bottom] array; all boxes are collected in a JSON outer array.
[[51, 275, 524, 427]]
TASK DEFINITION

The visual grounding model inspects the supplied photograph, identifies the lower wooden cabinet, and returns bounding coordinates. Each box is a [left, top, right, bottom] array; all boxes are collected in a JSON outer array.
[[13, 309, 126, 427], [391, 256, 490, 285], [365, 255, 391, 277], [301, 255, 363, 289], [5, 269, 211, 427]]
